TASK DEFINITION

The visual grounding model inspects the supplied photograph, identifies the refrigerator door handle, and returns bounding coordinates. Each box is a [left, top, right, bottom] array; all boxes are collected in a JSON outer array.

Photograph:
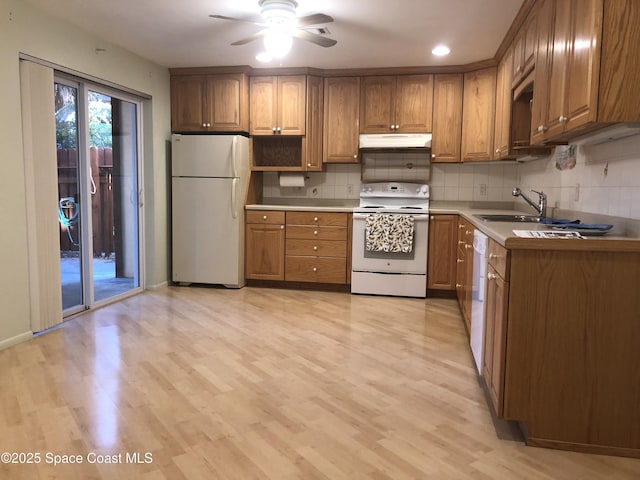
[[232, 136, 238, 178], [231, 178, 238, 219]]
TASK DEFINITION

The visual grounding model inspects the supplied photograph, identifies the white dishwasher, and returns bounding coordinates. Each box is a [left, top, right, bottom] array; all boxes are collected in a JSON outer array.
[[470, 230, 488, 374]]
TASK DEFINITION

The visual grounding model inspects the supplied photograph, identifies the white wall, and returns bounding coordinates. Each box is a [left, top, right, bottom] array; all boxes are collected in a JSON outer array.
[[0, 0, 171, 346]]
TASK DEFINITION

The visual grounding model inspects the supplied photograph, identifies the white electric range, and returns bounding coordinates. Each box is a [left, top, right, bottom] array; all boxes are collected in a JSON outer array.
[[351, 182, 430, 298]]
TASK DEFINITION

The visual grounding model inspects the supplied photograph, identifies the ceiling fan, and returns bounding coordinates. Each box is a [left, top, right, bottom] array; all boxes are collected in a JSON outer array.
[[210, 0, 337, 56]]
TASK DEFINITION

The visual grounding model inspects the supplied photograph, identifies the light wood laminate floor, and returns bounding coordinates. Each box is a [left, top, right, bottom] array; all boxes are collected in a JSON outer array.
[[1, 286, 638, 479]]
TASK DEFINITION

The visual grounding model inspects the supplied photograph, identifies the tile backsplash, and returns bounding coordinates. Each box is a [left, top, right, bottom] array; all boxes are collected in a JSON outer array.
[[262, 134, 640, 220]]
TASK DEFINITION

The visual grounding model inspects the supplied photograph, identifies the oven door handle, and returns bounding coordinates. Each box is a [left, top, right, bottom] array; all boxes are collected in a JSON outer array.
[[353, 213, 430, 221]]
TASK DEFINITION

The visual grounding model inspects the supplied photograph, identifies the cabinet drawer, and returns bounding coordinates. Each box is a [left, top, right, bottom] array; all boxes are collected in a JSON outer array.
[[285, 256, 347, 283], [286, 225, 347, 241], [246, 210, 285, 225], [286, 239, 346, 257], [488, 238, 509, 280], [286, 211, 348, 227]]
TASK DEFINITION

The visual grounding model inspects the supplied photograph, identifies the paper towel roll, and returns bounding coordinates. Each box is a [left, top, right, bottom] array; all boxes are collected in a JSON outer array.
[[279, 173, 305, 187]]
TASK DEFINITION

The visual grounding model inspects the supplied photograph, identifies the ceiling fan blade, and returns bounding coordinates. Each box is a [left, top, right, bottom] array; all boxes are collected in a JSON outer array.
[[209, 14, 266, 27], [231, 30, 267, 46], [292, 29, 337, 47], [296, 13, 334, 27]]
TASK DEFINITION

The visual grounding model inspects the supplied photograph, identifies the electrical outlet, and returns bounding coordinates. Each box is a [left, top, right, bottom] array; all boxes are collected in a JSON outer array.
[[574, 183, 580, 202], [480, 184, 487, 196]]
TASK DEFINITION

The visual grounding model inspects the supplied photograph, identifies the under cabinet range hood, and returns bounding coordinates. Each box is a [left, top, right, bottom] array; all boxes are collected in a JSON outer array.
[[359, 133, 432, 150]]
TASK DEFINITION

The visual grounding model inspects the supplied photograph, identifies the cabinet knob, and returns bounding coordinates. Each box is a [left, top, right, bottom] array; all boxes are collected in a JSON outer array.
[[272, 127, 277, 133], [202, 123, 206, 128], [312, 267, 318, 272], [280, 225, 284, 229], [456, 283, 463, 288], [431, 153, 436, 159], [457, 259, 463, 263], [353, 154, 358, 159], [459, 224, 465, 229], [465, 244, 473, 250], [276, 127, 282, 133], [495, 148, 501, 154], [489, 253, 501, 260], [458, 240, 465, 245], [307, 163, 311, 167], [430, 215, 434, 220], [487, 272, 497, 280], [537, 125, 546, 133], [314, 230, 318, 235], [516, 65, 522, 73], [559, 115, 568, 123], [263, 215, 267, 220], [313, 246, 318, 251], [313, 217, 319, 222]]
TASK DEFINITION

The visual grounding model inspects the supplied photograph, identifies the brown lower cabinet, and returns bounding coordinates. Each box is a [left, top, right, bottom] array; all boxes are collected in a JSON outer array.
[[455, 217, 474, 332], [481, 236, 640, 458], [285, 212, 348, 284], [245, 210, 350, 285], [482, 240, 509, 416], [245, 211, 285, 280], [427, 214, 458, 290]]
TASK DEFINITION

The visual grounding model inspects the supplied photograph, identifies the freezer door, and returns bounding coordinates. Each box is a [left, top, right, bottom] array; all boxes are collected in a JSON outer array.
[[171, 134, 249, 178], [171, 177, 244, 286]]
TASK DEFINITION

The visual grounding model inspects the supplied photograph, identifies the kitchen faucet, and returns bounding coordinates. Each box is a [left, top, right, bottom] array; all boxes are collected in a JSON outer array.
[[512, 187, 547, 218]]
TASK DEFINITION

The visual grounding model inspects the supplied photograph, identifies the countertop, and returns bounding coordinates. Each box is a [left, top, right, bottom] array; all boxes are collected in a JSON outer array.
[[245, 199, 640, 252]]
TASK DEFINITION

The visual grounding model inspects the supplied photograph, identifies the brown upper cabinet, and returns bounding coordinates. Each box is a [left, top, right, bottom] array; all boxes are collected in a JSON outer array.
[[512, 5, 538, 87], [323, 77, 361, 164], [360, 75, 433, 133], [493, 49, 513, 160], [250, 75, 307, 135], [170, 73, 248, 133], [531, 0, 640, 144], [431, 74, 464, 163], [461, 67, 496, 162]]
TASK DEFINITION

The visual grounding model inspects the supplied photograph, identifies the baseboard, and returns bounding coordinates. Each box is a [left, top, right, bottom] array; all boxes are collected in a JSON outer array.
[[146, 281, 168, 291], [0, 331, 33, 351], [526, 436, 640, 459]]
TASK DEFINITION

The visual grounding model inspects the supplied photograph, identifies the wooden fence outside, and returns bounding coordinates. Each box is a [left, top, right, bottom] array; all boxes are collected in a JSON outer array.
[[57, 147, 114, 257]]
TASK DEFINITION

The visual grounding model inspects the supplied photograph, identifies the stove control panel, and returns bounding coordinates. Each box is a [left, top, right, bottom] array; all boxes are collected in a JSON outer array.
[[360, 182, 429, 198]]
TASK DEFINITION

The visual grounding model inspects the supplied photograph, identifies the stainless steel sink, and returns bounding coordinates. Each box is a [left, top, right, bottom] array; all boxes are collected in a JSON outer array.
[[475, 214, 541, 222]]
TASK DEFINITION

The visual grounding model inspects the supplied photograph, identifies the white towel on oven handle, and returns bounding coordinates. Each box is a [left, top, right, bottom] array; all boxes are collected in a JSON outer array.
[[365, 214, 414, 253]]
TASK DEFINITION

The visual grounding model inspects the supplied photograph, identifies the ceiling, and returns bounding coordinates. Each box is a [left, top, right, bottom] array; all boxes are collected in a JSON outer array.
[[24, 0, 525, 70]]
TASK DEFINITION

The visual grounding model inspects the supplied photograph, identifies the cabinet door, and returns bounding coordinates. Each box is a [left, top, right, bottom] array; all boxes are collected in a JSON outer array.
[[250, 76, 278, 135], [461, 67, 496, 161], [323, 77, 361, 163], [483, 264, 508, 416], [395, 74, 434, 132], [530, 0, 555, 144], [544, 0, 572, 139], [432, 74, 463, 163], [427, 214, 457, 290], [171, 76, 206, 132], [494, 50, 513, 159], [564, 0, 602, 132], [278, 75, 306, 135], [360, 76, 395, 133], [303, 76, 324, 171], [206, 74, 247, 132], [245, 223, 285, 280]]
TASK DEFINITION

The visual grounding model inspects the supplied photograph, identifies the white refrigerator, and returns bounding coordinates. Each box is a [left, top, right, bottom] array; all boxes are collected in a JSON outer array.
[[171, 134, 250, 287]]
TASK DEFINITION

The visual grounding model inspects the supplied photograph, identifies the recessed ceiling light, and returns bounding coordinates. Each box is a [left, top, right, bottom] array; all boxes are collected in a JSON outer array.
[[432, 45, 451, 56], [256, 51, 273, 62]]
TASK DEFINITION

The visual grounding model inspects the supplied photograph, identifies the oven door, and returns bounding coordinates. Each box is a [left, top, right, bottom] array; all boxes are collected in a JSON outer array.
[[352, 212, 429, 274]]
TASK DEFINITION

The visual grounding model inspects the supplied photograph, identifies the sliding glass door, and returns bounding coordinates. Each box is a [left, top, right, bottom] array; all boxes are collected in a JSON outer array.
[[55, 77, 142, 315]]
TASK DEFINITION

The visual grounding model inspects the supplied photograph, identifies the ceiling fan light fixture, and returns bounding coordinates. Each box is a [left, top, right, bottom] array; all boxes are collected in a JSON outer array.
[[259, 0, 297, 27], [264, 27, 293, 58], [432, 44, 451, 56]]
